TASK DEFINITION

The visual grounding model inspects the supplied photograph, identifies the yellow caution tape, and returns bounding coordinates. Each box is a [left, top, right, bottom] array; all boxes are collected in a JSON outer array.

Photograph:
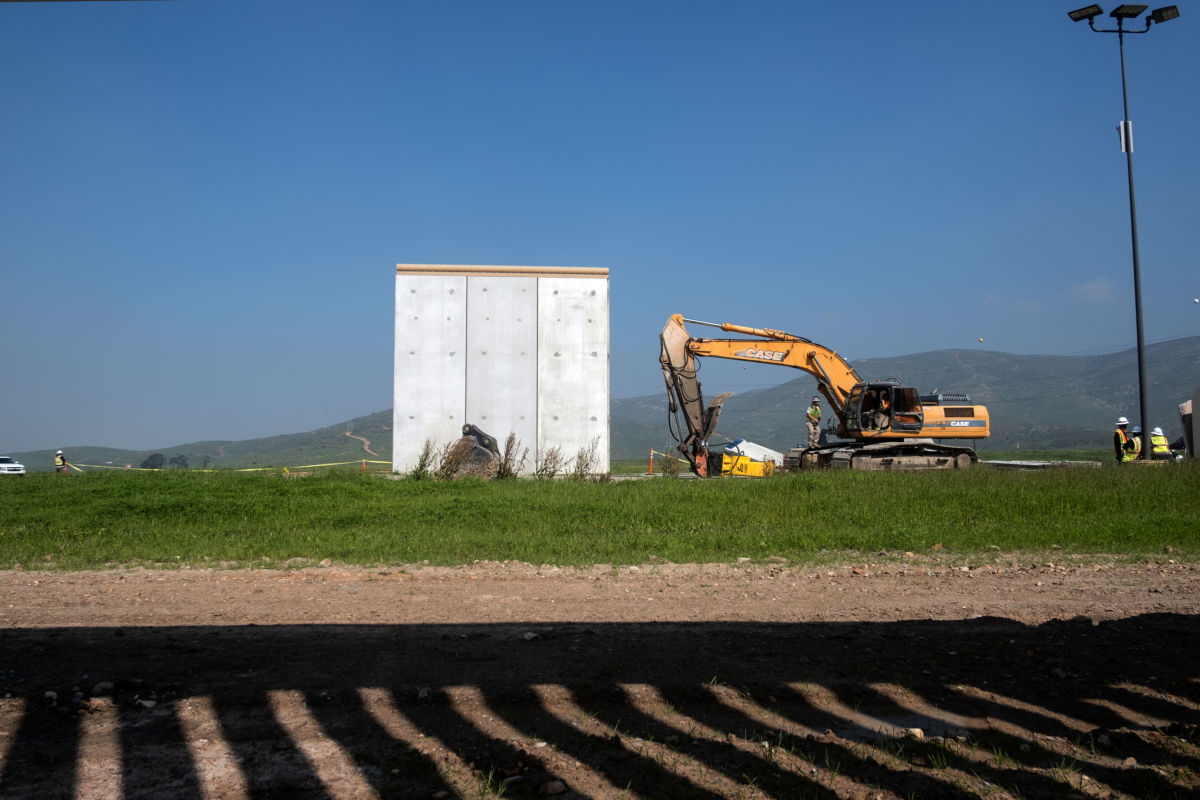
[[71, 459, 395, 473], [73, 464, 156, 471]]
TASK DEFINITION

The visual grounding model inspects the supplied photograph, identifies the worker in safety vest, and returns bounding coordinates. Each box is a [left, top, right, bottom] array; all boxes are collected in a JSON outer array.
[[805, 397, 822, 448], [1150, 427, 1173, 460], [1131, 426, 1144, 460], [1113, 417, 1137, 463], [54, 450, 68, 474]]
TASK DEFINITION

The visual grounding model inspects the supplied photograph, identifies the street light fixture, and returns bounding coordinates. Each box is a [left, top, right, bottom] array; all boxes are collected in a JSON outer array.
[[1067, 4, 1180, 460], [1110, 4, 1151, 18], [1069, 5, 1106, 20]]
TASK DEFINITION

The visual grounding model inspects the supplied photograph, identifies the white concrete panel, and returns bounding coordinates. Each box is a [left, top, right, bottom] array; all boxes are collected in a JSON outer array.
[[465, 277, 538, 458], [393, 275, 467, 472], [394, 265, 610, 476], [537, 277, 610, 472]]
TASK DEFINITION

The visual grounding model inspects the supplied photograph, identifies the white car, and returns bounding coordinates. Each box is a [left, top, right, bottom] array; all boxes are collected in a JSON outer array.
[[0, 456, 26, 476]]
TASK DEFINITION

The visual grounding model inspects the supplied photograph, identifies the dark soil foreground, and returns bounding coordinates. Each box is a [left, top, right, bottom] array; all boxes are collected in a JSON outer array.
[[1, 559, 1198, 799]]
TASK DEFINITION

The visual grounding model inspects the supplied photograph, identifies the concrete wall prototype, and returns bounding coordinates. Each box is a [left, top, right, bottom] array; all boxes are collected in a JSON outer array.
[[394, 265, 609, 474]]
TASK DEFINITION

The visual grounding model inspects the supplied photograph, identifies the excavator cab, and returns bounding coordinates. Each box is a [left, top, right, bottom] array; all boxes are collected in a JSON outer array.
[[845, 383, 923, 437]]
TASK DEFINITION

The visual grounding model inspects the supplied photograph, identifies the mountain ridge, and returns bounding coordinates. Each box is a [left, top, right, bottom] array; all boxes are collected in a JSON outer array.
[[9, 338, 1197, 471]]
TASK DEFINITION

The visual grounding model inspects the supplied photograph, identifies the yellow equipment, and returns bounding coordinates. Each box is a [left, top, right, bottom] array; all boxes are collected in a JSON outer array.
[[659, 314, 990, 474], [721, 452, 775, 477]]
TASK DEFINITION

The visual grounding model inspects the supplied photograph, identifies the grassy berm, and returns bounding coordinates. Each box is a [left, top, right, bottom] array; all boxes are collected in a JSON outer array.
[[1, 462, 1196, 569]]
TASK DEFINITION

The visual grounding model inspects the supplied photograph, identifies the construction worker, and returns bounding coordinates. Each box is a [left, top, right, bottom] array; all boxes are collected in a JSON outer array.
[[1113, 417, 1137, 463], [805, 396, 822, 448], [54, 449, 68, 474], [1150, 427, 1173, 460], [878, 391, 891, 428], [1128, 429, 1147, 460]]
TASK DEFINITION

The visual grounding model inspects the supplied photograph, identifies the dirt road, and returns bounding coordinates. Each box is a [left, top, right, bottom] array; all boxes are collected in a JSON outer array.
[[2, 558, 1198, 799]]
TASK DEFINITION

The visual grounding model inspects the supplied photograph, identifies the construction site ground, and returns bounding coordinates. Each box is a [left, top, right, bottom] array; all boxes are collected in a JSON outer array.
[[2, 557, 1198, 799]]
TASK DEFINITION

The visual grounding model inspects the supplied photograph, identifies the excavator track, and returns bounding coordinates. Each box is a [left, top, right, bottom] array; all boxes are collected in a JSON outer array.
[[784, 440, 977, 471]]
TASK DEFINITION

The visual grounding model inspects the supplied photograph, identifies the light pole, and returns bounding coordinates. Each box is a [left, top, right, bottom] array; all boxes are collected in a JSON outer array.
[[1068, 4, 1179, 460]]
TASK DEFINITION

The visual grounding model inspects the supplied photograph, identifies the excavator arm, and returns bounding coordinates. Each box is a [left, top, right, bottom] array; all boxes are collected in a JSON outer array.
[[664, 315, 863, 418], [660, 313, 863, 473]]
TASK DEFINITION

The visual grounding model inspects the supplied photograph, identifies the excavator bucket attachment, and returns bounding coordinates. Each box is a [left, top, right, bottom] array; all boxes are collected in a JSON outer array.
[[660, 316, 705, 440], [444, 424, 501, 477]]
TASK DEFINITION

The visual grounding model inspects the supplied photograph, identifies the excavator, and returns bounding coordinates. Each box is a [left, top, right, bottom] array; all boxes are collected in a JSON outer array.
[[659, 314, 989, 475]]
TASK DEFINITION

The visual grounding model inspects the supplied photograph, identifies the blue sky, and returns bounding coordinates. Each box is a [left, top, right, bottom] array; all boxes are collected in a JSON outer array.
[[2, 1, 1197, 453]]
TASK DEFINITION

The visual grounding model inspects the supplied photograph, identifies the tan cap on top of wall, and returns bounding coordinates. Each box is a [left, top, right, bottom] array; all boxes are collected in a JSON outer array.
[[396, 264, 608, 278]]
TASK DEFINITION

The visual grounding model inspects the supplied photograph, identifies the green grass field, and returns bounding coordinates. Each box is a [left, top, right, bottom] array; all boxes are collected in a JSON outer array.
[[2, 460, 1196, 570]]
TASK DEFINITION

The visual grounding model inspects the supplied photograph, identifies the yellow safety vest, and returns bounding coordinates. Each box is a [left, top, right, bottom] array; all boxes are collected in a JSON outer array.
[[1115, 428, 1132, 461], [1151, 434, 1171, 456], [1115, 430, 1139, 462]]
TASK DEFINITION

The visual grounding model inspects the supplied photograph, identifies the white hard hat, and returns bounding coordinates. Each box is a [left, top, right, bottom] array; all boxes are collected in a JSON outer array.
[[1152, 427, 1164, 436], [57, 450, 63, 454], [812, 396, 820, 402], [1116, 417, 1129, 426]]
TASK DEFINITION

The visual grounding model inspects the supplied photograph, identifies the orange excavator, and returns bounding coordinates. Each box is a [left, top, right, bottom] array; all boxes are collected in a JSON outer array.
[[659, 314, 989, 475]]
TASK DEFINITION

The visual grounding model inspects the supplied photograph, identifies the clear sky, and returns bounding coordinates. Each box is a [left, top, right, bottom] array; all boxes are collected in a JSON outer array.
[[2, 1, 1197, 453]]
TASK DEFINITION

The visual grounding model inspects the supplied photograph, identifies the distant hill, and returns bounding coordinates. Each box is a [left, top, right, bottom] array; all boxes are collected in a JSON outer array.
[[11, 338, 1197, 470], [11, 411, 394, 474]]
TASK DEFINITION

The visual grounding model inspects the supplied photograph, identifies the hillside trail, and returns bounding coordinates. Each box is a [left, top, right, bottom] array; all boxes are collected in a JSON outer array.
[[1, 558, 1198, 799], [344, 430, 378, 456]]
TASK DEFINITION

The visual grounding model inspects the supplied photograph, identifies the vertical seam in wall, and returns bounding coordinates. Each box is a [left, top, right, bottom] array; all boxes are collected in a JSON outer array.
[[463, 276, 470, 428], [605, 279, 611, 460], [534, 276, 540, 463], [393, 276, 398, 472]]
